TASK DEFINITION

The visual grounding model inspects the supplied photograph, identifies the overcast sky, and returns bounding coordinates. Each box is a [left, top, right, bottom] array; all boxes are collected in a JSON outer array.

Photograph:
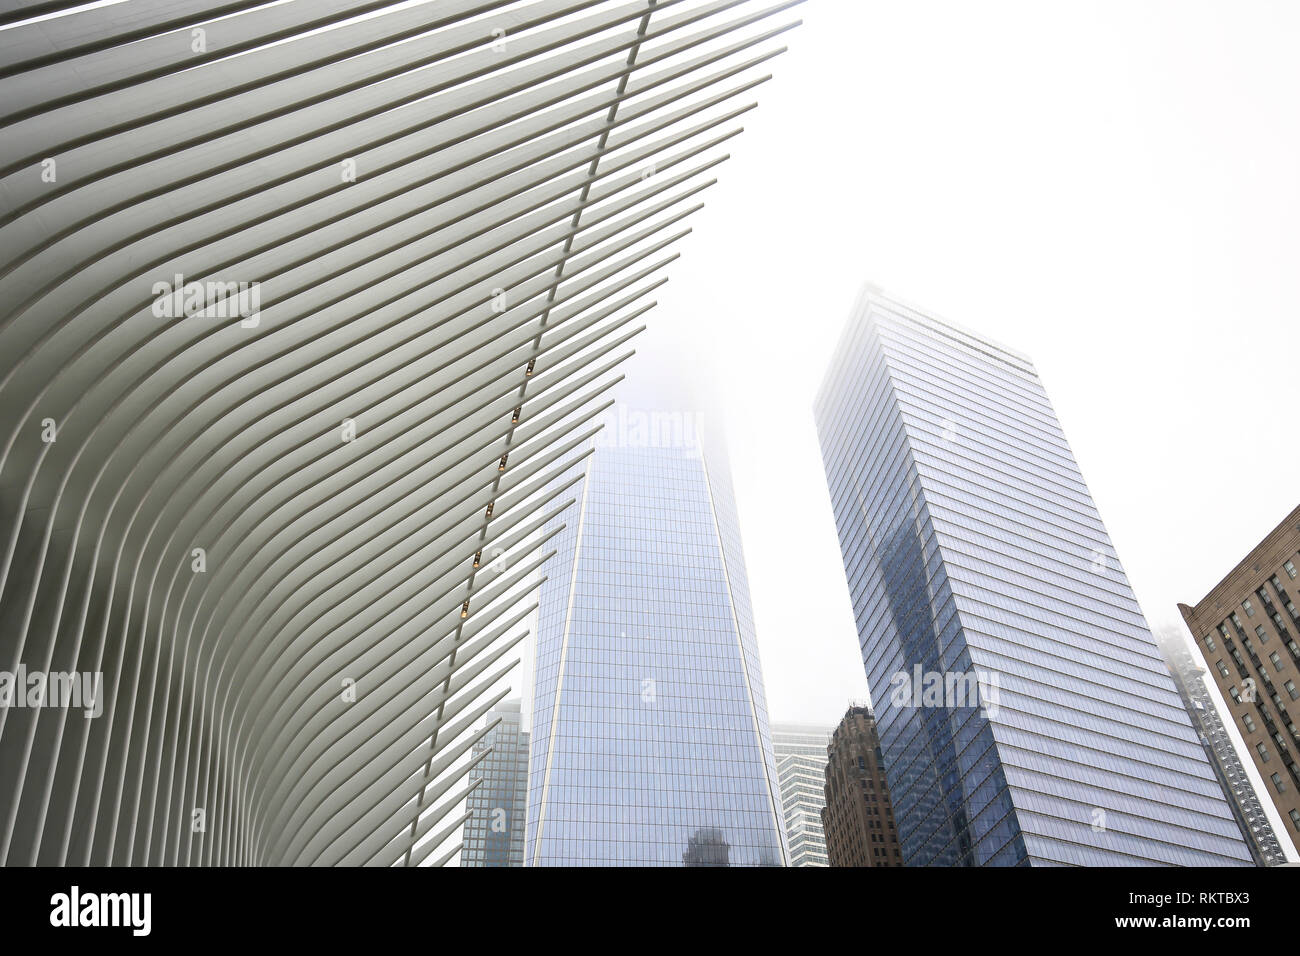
[[626, 0, 1300, 734]]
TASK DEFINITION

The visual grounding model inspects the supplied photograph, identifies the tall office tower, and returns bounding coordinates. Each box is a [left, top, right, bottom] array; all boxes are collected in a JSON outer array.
[[771, 723, 833, 866], [0, 0, 799, 865], [821, 706, 902, 867], [526, 406, 787, 866], [1179, 506, 1300, 857], [1156, 634, 1288, 866], [813, 287, 1253, 866], [460, 701, 530, 867]]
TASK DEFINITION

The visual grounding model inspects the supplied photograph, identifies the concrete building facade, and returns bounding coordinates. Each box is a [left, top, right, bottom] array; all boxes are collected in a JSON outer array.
[[821, 706, 902, 867], [1180, 505, 1300, 857]]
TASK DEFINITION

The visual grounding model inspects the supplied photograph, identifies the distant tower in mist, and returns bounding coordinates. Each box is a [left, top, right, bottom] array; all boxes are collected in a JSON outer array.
[[525, 403, 787, 866]]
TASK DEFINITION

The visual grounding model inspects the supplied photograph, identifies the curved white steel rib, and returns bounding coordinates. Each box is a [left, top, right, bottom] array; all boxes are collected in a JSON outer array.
[[0, 0, 800, 866]]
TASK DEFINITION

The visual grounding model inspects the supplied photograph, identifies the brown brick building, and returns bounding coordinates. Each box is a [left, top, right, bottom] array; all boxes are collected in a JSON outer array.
[[821, 705, 903, 866], [1179, 505, 1300, 856]]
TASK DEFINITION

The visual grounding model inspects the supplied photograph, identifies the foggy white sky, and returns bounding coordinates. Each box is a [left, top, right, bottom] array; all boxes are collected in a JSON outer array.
[[627, 0, 1300, 730]]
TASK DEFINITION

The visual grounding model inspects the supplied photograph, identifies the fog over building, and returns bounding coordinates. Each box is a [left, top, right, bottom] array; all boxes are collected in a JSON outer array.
[[1155, 632, 1287, 866], [526, 398, 786, 866]]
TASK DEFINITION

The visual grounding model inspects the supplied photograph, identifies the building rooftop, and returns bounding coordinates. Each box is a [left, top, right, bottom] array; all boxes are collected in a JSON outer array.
[[1179, 504, 1300, 622]]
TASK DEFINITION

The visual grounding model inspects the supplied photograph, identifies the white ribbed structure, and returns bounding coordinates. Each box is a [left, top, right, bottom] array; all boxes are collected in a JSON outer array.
[[0, 0, 799, 865]]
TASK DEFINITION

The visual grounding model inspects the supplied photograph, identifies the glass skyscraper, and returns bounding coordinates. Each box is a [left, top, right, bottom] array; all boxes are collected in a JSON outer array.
[[526, 406, 787, 866], [460, 701, 529, 867], [814, 287, 1252, 866]]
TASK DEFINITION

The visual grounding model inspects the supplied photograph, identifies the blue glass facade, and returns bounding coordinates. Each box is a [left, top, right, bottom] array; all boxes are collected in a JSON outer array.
[[814, 289, 1252, 866], [526, 412, 786, 866], [460, 701, 529, 867]]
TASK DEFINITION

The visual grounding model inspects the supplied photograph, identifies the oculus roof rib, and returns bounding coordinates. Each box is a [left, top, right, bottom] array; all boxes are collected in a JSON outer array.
[[0, 0, 800, 865]]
